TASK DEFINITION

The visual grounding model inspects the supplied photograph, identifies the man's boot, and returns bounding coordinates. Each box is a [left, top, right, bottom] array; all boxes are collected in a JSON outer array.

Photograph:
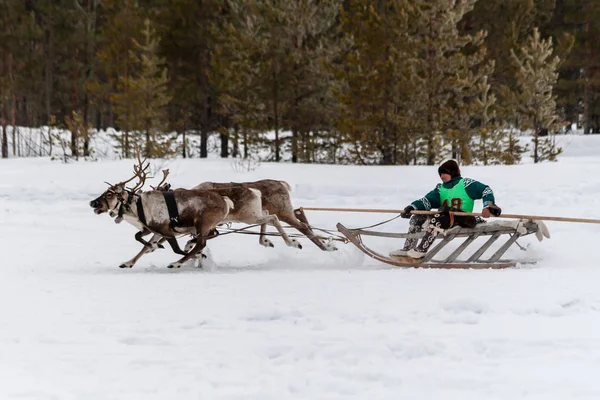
[[389, 215, 427, 257], [406, 211, 452, 259], [407, 229, 438, 259]]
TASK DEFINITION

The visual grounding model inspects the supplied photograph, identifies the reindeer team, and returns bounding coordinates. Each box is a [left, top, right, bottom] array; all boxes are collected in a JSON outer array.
[[89, 155, 336, 269]]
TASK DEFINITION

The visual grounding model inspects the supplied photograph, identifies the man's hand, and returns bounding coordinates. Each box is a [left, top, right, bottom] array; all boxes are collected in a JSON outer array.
[[482, 202, 502, 218], [400, 205, 415, 219]]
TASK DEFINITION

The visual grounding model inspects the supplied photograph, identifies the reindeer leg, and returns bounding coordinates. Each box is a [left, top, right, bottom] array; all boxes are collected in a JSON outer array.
[[120, 234, 165, 268], [166, 237, 207, 261], [184, 231, 220, 260], [259, 214, 302, 249], [134, 229, 164, 250], [280, 213, 337, 252], [165, 238, 188, 256], [168, 231, 209, 269], [259, 222, 275, 248]]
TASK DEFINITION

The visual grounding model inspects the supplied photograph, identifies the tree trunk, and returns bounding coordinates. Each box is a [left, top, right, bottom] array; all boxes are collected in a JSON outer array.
[[381, 127, 393, 165], [44, 28, 53, 125], [533, 119, 540, 164], [12, 122, 17, 157], [272, 69, 280, 162], [220, 132, 229, 158], [583, 1, 591, 135], [124, 129, 129, 158], [145, 116, 152, 157], [291, 128, 298, 163], [427, 135, 435, 165], [200, 129, 208, 158], [182, 130, 187, 158], [145, 129, 151, 157], [71, 43, 80, 159], [243, 128, 248, 159], [1, 124, 7, 159], [232, 125, 239, 158]]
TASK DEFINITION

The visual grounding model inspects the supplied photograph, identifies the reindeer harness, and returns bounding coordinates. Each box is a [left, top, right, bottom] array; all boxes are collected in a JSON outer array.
[[162, 191, 182, 230], [112, 189, 181, 231]]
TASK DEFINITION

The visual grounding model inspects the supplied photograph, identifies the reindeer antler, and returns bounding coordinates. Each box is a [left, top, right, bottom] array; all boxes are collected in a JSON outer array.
[[130, 150, 150, 192], [117, 148, 150, 193], [150, 169, 170, 190]]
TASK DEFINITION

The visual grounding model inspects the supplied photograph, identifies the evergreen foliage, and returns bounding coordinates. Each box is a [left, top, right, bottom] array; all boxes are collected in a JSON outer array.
[[0, 0, 593, 165], [511, 28, 562, 163]]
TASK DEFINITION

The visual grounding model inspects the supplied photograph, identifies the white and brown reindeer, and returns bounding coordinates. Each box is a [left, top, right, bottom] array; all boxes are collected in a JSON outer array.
[[192, 180, 337, 252], [156, 178, 337, 253], [154, 177, 305, 252], [89, 158, 234, 269]]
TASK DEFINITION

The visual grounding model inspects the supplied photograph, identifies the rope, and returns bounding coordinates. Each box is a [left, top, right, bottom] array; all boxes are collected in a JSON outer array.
[[203, 221, 349, 243], [302, 206, 600, 224], [347, 213, 403, 231]]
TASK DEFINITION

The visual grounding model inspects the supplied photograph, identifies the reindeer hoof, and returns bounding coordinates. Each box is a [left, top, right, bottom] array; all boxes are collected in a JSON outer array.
[[202, 253, 207, 259], [119, 263, 133, 269], [168, 263, 182, 269], [261, 239, 275, 248], [290, 239, 302, 249]]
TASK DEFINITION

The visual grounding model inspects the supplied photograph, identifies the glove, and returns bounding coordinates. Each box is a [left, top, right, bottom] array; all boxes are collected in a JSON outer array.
[[483, 203, 502, 217], [400, 205, 415, 219], [488, 204, 502, 216]]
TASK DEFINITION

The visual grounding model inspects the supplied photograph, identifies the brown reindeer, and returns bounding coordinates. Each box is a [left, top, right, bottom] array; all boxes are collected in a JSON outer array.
[[194, 180, 337, 252], [89, 159, 233, 269], [155, 173, 303, 251]]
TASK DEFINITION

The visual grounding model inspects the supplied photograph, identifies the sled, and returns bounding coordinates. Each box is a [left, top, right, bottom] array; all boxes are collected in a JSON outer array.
[[336, 219, 550, 269]]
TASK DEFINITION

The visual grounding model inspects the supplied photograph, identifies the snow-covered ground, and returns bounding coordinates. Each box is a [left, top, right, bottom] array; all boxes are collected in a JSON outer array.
[[2, 134, 600, 399]]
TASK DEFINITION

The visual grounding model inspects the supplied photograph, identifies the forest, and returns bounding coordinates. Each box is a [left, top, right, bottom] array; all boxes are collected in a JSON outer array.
[[0, 0, 598, 165]]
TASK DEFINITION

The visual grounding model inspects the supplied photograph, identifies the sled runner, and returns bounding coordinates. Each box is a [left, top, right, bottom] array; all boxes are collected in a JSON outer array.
[[336, 218, 550, 269]]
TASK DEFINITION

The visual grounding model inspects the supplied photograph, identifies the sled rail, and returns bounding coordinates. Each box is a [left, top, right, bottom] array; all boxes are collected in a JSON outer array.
[[337, 220, 542, 269]]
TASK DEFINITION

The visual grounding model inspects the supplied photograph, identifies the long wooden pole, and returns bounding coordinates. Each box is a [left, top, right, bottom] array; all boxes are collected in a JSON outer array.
[[300, 207, 600, 224]]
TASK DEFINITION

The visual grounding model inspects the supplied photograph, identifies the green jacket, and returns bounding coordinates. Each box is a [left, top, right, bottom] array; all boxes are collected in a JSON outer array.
[[410, 176, 495, 211]]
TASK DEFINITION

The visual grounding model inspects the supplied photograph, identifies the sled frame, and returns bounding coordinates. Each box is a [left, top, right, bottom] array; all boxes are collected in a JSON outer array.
[[337, 220, 541, 269]]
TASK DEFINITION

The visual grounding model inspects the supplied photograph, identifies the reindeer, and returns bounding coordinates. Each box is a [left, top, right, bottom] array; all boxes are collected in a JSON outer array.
[[155, 173, 303, 251], [193, 180, 337, 252], [89, 157, 234, 269]]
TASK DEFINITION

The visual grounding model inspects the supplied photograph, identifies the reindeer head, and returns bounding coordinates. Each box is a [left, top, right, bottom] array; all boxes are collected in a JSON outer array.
[[89, 182, 128, 217], [89, 152, 149, 222]]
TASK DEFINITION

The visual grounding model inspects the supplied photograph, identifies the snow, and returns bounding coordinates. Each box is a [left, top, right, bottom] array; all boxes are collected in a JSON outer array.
[[2, 133, 600, 399]]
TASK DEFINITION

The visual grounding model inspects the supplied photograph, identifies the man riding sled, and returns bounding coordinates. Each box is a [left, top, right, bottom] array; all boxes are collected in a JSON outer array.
[[390, 159, 502, 259]]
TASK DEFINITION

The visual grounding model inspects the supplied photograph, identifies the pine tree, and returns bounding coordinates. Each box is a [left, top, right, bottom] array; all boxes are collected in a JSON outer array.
[[511, 28, 562, 163], [210, 0, 271, 159], [0, 0, 26, 158], [331, 0, 416, 165], [500, 132, 528, 165], [410, 0, 489, 165], [277, 0, 340, 163], [547, 0, 600, 133], [115, 19, 172, 158], [469, 76, 507, 165], [246, 0, 297, 162], [95, 0, 145, 157], [154, 0, 224, 158]]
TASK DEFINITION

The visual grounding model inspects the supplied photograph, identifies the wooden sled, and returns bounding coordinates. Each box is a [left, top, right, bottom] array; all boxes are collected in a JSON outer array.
[[337, 219, 549, 269]]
